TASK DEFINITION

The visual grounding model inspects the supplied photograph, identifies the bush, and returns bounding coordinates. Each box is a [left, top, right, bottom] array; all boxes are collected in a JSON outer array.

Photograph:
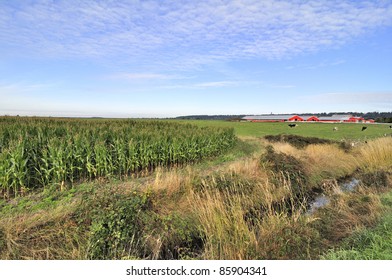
[[143, 212, 203, 259], [85, 191, 151, 260]]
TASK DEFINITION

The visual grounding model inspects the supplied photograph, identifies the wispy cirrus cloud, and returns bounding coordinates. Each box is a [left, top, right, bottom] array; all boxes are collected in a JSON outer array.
[[285, 59, 346, 70], [161, 80, 239, 90], [302, 92, 392, 104], [0, 82, 55, 93], [109, 73, 179, 80], [193, 81, 238, 88], [1, 1, 392, 69]]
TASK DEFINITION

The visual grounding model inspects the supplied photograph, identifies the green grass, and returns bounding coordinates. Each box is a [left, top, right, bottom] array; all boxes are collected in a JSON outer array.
[[175, 120, 392, 141], [322, 191, 392, 260]]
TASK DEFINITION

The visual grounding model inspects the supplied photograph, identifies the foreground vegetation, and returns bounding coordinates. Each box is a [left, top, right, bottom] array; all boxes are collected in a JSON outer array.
[[0, 117, 391, 260]]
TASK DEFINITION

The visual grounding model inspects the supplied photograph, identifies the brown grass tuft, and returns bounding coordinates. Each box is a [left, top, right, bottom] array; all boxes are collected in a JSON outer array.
[[0, 202, 87, 259], [357, 137, 392, 172]]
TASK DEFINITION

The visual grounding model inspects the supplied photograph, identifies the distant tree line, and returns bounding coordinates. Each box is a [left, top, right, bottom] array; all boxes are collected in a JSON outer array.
[[374, 117, 392, 123]]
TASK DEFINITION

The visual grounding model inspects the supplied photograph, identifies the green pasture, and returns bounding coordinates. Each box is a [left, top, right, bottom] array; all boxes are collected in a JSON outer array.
[[175, 120, 392, 141]]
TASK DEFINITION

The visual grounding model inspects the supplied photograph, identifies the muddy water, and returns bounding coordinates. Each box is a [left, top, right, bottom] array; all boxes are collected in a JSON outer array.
[[306, 177, 361, 215], [341, 178, 360, 192], [307, 195, 330, 215]]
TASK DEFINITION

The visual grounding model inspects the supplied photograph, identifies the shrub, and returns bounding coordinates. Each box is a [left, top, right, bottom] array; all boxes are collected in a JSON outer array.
[[86, 191, 151, 260], [143, 212, 203, 259]]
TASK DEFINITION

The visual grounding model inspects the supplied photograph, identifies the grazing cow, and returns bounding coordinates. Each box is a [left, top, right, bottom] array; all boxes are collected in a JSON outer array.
[[333, 127, 338, 131], [389, 125, 392, 129], [361, 126, 367, 131], [288, 124, 297, 128]]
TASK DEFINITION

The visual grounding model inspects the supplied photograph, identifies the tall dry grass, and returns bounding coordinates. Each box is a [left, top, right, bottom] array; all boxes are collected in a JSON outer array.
[[304, 144, 359, 183], [271, 142, 359, 185], [189, 166, 317, 259], [357, 137, 392, 172], [190, 189, 258, 259], [0, 201, 87, 259]]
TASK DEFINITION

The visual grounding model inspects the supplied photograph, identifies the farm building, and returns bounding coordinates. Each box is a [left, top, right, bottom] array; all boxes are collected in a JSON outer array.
[[242, 115, 291, 122], [242, 114, 374, 123]]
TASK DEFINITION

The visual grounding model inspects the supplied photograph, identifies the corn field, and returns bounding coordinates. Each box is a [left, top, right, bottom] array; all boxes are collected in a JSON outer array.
[[0, 117, 236, 198]]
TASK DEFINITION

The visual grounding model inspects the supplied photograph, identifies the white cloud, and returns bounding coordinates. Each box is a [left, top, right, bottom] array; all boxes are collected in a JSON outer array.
[[1, 0, 392, 68]]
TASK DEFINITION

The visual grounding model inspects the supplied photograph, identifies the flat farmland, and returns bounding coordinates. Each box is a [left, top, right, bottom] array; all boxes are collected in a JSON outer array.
[[1, 117, 392, 260], [175, 120, 392, 140]]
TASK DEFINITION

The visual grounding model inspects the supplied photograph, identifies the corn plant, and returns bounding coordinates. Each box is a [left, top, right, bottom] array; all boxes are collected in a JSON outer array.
[[0, 116, 236, 197]]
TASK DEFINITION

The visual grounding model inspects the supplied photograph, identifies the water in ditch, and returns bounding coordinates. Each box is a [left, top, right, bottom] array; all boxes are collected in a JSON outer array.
[[307, 177, 361, 215]]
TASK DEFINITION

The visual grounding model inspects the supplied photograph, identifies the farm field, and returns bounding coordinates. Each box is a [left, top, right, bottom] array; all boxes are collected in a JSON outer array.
[[0, 117, 392, 260], [0, 117, 235, 198], [175, 120, 392, 140]]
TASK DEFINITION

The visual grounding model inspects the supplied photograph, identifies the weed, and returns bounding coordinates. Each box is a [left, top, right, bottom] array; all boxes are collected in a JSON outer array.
[[143, 212, 203, 259], [84, 191, 151, 260]]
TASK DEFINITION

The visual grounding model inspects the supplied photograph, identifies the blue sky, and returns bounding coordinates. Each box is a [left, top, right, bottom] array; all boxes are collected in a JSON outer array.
[[1, 0, 392, 118]]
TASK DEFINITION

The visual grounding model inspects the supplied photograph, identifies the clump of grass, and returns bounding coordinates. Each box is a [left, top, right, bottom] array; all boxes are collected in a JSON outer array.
[[196, 172, 257, 196], [359, 170, 392, 190], [322, 191, 392, 260], [190, 182, 322, 259], [303, 144, 358, 185], [312, 188, 382, 244], [261, 146, 309, 200], [255, 214, 322, 259], [0, 201, 87, 259], [227, 157, 267, 181], [358, 137, 392, 172], [190, 189, 258, 259]]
